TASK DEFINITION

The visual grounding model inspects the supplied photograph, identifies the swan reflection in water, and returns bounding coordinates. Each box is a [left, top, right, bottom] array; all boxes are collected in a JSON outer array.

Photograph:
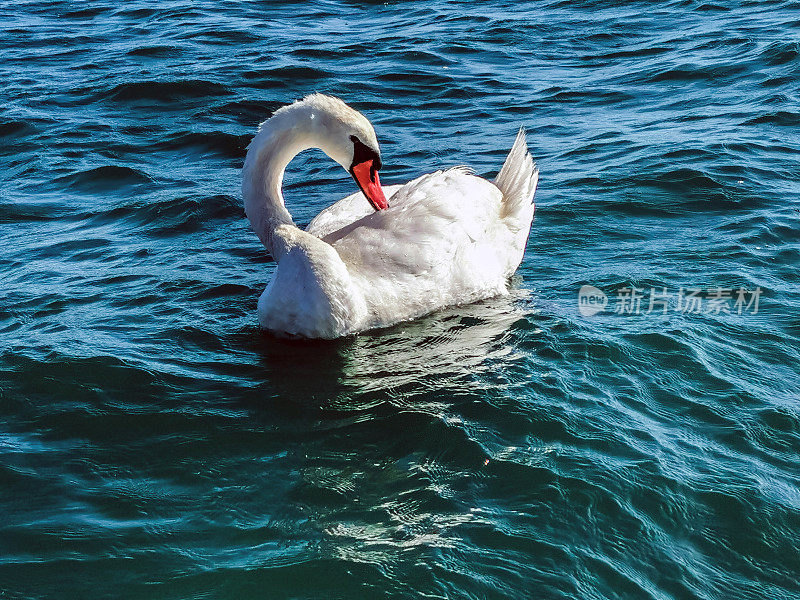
[[249, 287, 539, 560], [253, 287, 536, 410]]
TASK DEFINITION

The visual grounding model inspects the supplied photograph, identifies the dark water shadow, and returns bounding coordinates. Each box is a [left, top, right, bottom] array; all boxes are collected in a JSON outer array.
[[243, 291, 533, 415]]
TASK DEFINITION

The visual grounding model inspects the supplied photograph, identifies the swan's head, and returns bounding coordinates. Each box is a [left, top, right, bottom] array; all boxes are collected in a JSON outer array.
[[286, 94, 388, 210]]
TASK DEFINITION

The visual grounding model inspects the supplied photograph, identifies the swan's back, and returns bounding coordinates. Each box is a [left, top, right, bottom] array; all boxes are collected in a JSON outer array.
[[304, 167, 529, 330]]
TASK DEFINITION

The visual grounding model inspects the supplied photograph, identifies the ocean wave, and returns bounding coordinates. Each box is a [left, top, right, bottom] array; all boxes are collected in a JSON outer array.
[[155, 131, 249, 160], [54, 165, 152, 192], [86, 194, 242, 233], [105, 79, 232, 103]]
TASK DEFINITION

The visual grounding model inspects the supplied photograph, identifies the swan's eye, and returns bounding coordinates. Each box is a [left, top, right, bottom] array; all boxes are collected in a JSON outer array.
[[350, 135, 360, 143]]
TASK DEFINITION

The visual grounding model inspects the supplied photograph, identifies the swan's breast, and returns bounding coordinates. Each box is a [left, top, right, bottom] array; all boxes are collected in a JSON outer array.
[[258, 229, 367, 338]]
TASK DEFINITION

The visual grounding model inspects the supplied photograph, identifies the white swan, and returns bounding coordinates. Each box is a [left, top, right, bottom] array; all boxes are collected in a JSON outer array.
[[242, 94, 538, 338]]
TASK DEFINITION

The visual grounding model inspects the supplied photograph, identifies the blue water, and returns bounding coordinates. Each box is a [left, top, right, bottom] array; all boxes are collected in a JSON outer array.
[[2, 1, 800, 598]]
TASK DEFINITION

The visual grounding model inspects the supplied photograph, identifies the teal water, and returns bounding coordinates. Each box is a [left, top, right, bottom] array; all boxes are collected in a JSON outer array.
[[2, 1, 800, 598]]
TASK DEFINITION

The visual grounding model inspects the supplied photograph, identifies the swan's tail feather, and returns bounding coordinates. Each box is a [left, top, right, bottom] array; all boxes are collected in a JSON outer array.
[[495, 128, 539, 221]]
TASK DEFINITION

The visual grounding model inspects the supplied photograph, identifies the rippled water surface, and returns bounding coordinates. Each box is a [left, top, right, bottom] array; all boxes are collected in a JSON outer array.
[[2, 1, 800, 598]]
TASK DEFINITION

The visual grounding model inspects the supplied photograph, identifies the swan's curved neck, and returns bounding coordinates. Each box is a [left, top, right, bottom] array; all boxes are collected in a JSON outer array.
[[242, 106, 322, 261]]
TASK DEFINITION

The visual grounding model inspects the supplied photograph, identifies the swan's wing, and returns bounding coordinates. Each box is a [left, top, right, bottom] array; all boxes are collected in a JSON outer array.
[[305, 184, 404, 239], [326, 169, 512, 292]]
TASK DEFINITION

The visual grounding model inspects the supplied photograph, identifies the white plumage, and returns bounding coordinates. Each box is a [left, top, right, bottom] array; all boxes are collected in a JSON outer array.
[[242, 94, 538, 338]]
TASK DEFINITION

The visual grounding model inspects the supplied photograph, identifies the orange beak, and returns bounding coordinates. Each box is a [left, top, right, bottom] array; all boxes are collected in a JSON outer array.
[[350, 158, 388, 211]]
